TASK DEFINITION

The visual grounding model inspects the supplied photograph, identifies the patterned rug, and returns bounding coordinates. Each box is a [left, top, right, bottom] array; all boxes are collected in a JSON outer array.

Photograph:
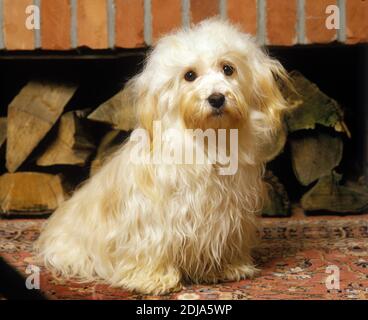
[[1, 212, 367, 300]]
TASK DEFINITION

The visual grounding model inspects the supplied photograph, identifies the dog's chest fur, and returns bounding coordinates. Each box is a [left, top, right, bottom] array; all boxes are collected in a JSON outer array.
[[145, 161, 261, 277]]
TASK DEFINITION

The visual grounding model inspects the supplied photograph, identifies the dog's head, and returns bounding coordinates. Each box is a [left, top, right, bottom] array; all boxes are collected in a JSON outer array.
[[127, 18, 289, 138]]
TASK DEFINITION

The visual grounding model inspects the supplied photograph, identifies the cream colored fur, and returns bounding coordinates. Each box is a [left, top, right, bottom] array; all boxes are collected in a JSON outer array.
[[35, 19, 289, 295]]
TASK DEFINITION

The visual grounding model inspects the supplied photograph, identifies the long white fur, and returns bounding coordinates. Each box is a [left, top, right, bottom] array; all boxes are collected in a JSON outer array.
[[35, 19, 289, 295]]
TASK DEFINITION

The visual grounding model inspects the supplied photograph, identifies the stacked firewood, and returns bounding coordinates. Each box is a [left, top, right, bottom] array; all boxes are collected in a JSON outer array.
[[263, 71, 368, 216], [0, 72, 367, 216], [0, 80, 134, 216]]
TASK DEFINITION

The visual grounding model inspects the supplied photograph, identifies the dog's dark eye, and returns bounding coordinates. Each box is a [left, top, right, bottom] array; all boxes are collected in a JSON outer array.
[[184, 70, 197, 82], [223, 64, 235, 76]]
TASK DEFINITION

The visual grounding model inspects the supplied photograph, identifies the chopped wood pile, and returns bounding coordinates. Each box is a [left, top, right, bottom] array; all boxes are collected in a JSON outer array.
[[263, 71, 367, 216], [0, 71, 367, 216]]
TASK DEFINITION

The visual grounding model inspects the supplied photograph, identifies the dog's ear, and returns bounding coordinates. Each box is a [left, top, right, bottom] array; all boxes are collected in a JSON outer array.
[[249, 52, 291, 130], [246, 50, 293, 162], [123, 75, 159, 140]]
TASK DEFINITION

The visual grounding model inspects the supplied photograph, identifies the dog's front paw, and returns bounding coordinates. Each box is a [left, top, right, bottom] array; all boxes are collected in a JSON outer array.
[[118, 266, 182, 295], [137, 276, 183, 296], [219, 264, 260, 282]]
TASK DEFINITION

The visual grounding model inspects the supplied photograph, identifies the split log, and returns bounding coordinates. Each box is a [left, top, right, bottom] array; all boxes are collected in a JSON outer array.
[[0, 172, 66, 215], [281, 71, 350, 136], [87, 84, 136, 131], [259, 125, 287, 162], [290, 132, 343, 186], [262, 171, 290, 216], [0, 117, 6, 148], [37, 110, 95, 167], [6, 80, 77, 172], [90, 129, 127, 175], [346, 176, 368, 193], [301, 171, 368, 213]]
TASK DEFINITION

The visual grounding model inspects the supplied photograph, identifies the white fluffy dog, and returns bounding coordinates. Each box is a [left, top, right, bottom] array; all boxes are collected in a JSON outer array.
[[36, 19, 289, 295]]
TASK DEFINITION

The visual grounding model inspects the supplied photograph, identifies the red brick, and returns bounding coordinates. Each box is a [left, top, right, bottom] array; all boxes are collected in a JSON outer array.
[[152, 0, 182, 42], [190, 0, 219, 24], [227, 0, 257, 36], [266, 0, 297, 45], [305, 0, 337, 44], [41, 0, 71, 50], [346, 0, 368, 44], [77, 0, 108, 49], [115, 0, 145, 48], [3, 0, 35, 50]]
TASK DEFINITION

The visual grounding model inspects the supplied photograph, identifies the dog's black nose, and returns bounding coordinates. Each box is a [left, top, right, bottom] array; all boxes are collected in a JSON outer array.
[[208, 93, 225, 109]]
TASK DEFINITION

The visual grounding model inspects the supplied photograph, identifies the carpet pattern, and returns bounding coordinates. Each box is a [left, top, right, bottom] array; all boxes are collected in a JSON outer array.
[[1, 214, 368, 300]]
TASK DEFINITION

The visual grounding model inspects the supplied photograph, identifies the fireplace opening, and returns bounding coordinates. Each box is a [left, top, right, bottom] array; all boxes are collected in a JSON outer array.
[[0, 44, 367, 217]]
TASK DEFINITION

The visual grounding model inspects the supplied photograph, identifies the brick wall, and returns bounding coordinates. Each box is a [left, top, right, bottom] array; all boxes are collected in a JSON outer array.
[[0, 0, 367, 51]]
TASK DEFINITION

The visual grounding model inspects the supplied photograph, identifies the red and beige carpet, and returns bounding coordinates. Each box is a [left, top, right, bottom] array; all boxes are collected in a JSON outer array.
[[1, 211, 367, 300]]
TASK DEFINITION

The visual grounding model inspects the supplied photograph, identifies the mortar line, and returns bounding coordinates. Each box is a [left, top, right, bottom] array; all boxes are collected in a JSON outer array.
[[144, 0, 152, 45], [182, 0, 190, 28], [34, 0, 41, 48], [70, 0, 77, 49], [107, 0, 115, 49], [257, 0, 266, 45], [219, 0, 227, 19], [337, 0, 346, 42], [0, 0, 4, 49], [297, 0, 305, 44]]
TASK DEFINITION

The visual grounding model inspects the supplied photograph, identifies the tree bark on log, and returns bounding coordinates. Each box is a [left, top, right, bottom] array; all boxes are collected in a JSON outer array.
[[281, 71, 350, 136]]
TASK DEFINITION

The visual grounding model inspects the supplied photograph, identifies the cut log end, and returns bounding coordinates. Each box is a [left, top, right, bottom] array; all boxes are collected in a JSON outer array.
[[0, 172, 66, 215]]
